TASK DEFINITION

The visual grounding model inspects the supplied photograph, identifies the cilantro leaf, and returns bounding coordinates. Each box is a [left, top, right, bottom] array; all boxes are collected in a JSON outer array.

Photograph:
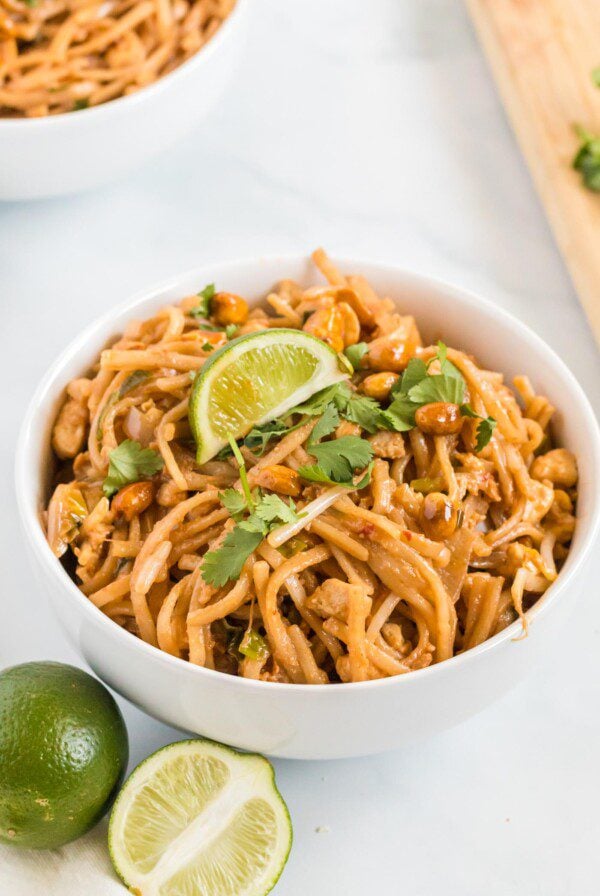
[[201, 525, 264, 587], [292, 381, 385, 434], [573, 126, 600, 192], [343, 391, 387, 433], [288, 382, 348, 416], [299, 461, 373, 489], [201, 446, 302, 586], [408, 372, 465, 405], [344, 342, 368, 370], [253, 494, 299, 526], [219, 488, 247, 521], [394, 357, 427, 396], [190, 283, 216, 319], [435, 341, 463, 379], [309, 403, 340, 444], [382, 394, 419, 431], [475, 416, 497, 452], [103, 440, 164, 497], [244, 419, 298, 455], [299, 435, 373, 487], [225, 324, 239, 340], [459, 405, 496, 451]]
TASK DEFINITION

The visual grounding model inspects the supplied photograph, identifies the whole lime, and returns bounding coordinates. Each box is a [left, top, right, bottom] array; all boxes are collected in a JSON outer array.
[[0, 661, 128, 849]]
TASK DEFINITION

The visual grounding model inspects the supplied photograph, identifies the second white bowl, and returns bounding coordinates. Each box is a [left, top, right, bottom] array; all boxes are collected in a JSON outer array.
[[0, 0, 248, 201]]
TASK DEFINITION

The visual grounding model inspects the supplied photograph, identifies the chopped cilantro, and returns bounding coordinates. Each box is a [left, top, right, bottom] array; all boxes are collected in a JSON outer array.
[[200, 448, 302, 586], [298, 435, 373, 488], [459, 404, 497, 451], [103, 440, 163, 498], [190, 283, 216, 320], [573, 125, 600, 192], [344, 342, 368, 370]]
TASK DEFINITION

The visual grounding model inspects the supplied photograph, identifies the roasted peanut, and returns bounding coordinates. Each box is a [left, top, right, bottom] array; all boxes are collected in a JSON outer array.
[[253, 464, 301, 497], [337, 302, 361, 347], [112, 481, 156, 520], [211, 292, 249, 326], [531, 448, 577, 488], [360, 371, 398, 401], [420, 492, 457, 540], [52, 398, 89, 459], [365, 316, 421, 372], [335, 286, 375, 327], [303, 305, 345, 353], [415, 402, 462, 436]]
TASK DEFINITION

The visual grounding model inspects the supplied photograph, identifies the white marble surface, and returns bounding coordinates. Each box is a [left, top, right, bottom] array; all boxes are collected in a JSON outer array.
[[1, 1, 599, 893]]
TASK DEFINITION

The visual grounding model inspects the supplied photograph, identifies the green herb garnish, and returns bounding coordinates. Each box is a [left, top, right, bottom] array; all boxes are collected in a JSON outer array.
[[103, 440, 164, 498], [201, 448, 302, 586], [225, 324, 239, 340], [298, 435, 374, 488], [72, 98, 89, 111], [573, 126, 600, 192], [190, 284, 216, 320], [383, 342, 496, 442], [459, 405, 497, 451], [344, 342, 368, 371]]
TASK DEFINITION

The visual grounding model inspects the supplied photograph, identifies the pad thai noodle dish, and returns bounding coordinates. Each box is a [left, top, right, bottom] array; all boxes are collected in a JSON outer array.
[[0, 0, 235, 118], [44, 250, 578, 684]]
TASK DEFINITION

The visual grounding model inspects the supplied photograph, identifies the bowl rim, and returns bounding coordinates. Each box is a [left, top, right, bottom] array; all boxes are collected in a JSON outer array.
[[15, 253, 600, 694], [0, 0, 247, 130]]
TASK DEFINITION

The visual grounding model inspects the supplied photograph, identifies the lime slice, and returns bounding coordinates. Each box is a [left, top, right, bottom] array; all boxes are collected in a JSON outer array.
[[108, 739, 292, 896], [190, 328, 350, 464]]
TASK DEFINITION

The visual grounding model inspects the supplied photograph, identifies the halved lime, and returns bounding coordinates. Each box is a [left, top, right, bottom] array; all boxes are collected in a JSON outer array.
[[108, 739, 292, 896], [189, 328, 350, 464]]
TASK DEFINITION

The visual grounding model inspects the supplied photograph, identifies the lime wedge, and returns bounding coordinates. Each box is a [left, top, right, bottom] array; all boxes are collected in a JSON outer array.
[[189, 328, 350, 464], [109, 739, 292, 896]]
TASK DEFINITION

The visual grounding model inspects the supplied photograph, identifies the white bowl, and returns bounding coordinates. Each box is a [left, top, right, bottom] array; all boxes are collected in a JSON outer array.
[[15, 255, 600, 759], [0, 0, 248, 201]]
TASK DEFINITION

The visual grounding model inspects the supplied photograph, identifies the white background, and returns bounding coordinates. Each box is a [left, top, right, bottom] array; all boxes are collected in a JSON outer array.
[[1, 1, 600, 893]]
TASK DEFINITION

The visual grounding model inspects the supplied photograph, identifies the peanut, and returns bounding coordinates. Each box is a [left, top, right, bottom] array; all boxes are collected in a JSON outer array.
[[253, 464, 301, 497], [415, 402, 462, 436], [303, 305, 345, 353], [360, 371, 398, 401], [365, 316, 421, 372], [420, 492, 457, 540], [335, 286, 375, 327], [338, 302, 361, 347], [531, 448, 577, 488], [112, 481, 156, 521], [211, 292, 249, 326]]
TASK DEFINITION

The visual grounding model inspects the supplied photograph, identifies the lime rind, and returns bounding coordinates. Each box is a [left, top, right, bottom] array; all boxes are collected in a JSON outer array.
[[108, 738, 292, 896], [189, 328, 349, 465]]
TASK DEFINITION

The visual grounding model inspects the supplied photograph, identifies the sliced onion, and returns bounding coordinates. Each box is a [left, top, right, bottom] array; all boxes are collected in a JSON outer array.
[[267, 485, 349, 548]]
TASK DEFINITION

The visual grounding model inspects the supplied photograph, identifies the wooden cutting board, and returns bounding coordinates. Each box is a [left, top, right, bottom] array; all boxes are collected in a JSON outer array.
[[465, 0, 600, 344]]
